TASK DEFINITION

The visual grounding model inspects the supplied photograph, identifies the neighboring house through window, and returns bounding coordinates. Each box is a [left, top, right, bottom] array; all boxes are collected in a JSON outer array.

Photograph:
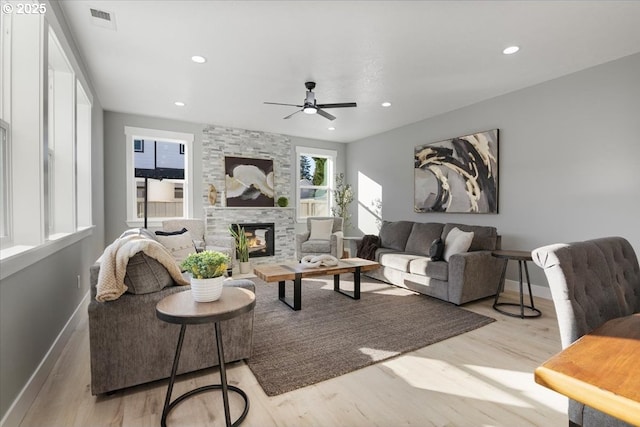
[[124, 127, 194, 227], [296, 146, 336, 222]]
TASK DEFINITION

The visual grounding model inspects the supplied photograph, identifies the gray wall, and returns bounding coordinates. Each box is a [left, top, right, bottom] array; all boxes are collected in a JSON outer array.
[[0, 1, 105, 420], [346, 52, 640, 287], [103, 112, 346, 242]]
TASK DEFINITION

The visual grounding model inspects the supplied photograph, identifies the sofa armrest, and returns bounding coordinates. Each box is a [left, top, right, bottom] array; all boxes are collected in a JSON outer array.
[[447, 250, 507, 305], [295, 232, 310, 260], [331, 231, 344, 258]]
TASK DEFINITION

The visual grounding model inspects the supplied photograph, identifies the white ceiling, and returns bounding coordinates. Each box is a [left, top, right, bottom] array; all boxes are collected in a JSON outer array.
[[59, 1, 640, 143]]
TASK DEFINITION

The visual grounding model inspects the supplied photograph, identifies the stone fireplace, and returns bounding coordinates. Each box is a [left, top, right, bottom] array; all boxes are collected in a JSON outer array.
[[204, 207, 296, 263], [234, 222, 275, 258]]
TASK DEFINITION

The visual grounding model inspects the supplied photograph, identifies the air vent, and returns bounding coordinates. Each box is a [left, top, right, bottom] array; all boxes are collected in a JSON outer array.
[[90, 8, 111, 21], [89, 8, 117, 30]]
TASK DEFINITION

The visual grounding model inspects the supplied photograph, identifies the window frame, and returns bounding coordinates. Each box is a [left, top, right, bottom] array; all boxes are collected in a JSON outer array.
[[0, 120, 11, 248], [124, 126, 194, 227], [295, 146, 336, 223]]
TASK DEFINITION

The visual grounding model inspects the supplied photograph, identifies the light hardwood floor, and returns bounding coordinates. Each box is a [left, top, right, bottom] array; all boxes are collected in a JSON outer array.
[[19, 290, 567, 427]]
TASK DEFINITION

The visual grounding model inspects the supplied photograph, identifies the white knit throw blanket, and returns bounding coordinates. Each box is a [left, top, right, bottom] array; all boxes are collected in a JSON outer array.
[[96, 234, 189, 302]]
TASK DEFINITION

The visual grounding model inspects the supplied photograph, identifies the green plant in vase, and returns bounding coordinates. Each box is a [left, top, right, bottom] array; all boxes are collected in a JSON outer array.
[[229, 224, 249, 263], [180, 250, 229, 279], [331, 173, 354, 229]]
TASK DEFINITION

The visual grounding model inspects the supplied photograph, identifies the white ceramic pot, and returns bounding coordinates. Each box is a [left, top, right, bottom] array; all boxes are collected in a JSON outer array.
[[190, 276, 224, 302], [239, 261, 251, 274]]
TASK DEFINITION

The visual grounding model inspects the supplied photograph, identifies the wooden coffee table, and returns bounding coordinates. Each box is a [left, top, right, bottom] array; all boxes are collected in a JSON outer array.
[[253, 257, 379, 311]]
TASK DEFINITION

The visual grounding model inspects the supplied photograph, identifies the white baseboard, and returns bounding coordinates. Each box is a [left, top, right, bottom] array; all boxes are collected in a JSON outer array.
[[0, 292, 90, 427], [503, 278, 552, 300]]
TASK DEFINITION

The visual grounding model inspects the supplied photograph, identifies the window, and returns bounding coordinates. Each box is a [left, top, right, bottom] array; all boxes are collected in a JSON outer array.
[[124, 127, 194, 227], [0, 120, 10, 248], [296, 147, 336, 221], [0, 7, 94, 267]]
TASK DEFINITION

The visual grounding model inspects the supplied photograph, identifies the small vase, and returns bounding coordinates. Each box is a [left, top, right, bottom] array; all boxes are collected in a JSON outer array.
[[239, 261, 251, 274], [190, 276, 224, 302]]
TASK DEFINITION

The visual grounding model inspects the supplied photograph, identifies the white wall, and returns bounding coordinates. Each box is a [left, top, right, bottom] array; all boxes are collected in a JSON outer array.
[[346, 52, 640, 287]]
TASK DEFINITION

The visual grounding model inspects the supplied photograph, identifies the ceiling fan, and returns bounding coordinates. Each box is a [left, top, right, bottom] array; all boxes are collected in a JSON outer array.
[[264, 81, 357, 121]]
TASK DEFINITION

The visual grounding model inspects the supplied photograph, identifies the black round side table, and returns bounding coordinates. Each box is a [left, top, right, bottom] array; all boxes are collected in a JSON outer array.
[[492, 250, 541, 319], [156, 287, 256, 427]]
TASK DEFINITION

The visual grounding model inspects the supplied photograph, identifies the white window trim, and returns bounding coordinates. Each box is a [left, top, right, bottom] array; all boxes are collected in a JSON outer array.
[[124, 126, 194, 227], [295, 146, 337, 223]]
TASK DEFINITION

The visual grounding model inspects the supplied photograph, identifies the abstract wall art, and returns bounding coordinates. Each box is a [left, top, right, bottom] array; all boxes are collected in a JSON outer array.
[[225, 156, 275, 207], [414, 129, 499, 214]]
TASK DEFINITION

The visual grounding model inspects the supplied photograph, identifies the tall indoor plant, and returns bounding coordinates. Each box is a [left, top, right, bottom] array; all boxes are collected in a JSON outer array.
[[229, 224, 251, 274], [332, 173, 354, 229], [181, 250, 229, 302]]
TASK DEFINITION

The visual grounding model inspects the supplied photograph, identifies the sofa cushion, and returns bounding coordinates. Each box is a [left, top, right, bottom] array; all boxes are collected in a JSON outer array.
[[443, 223, 498, 251], [404, 222, 445, 255], [124, 252, 174, 294], [428, 238, 445, 261], [301, 239, 331, 253], [408, 257, 449, 281], [379, 220, 415, 252], [378, 252, 422, 272], [443, 227, 474, 261], [155, 227, 188, 236]]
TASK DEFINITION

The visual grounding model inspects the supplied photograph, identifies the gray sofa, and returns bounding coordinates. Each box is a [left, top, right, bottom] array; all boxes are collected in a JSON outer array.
[[88, 253, 255, 395], [363, 220, 505, 305]]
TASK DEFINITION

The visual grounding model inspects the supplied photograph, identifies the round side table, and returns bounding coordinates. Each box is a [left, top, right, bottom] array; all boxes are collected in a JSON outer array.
[[156, 287, 256, 427], [492, 250, 541, 319]]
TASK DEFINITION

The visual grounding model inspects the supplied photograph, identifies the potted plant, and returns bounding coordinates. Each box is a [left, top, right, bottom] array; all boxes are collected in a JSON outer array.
[[181, 250, 229, 302], [229, 224, 251, 274], [277, 196, 289, 207], [331, 173, 354, 229]]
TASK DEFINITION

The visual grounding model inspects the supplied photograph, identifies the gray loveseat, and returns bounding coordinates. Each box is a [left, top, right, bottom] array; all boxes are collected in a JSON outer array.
[[363, 220, 505, 305], [88, 253, 255, 395]]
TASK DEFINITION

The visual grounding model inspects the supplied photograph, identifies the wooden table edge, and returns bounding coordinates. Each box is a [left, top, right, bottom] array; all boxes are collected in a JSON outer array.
[[534, 366, 640, 426]]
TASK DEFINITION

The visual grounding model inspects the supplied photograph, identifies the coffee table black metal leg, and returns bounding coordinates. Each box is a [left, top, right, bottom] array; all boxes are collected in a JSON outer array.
[[333, 267, 361, 300], [278, 274, 302, 310]]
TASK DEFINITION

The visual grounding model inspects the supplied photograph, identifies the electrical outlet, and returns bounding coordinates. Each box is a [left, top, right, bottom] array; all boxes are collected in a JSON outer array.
[[77, 275, 81, 289]]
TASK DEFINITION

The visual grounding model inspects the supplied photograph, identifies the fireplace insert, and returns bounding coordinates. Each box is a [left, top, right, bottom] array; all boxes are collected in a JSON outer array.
[[233, 223, 275, 258]]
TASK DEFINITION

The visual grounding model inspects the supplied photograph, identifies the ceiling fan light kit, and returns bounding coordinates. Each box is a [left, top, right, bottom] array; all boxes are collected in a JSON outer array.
[[265, 81, 357, 121]]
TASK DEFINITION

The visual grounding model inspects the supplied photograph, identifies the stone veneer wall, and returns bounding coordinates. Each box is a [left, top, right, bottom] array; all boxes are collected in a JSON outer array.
[[201, 125, 295, 263], [204, 207, 296, 263]]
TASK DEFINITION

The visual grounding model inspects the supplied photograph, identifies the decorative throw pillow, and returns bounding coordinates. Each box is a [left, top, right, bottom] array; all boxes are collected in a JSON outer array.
[[155, 227, 188, 236], [155, 232, 196, 265], [124, 252, 174, 294], [309, 219, 334, 241], [119, 227, 157, 241], [443, 227, 474, 262], [428, 238, 445, 261]]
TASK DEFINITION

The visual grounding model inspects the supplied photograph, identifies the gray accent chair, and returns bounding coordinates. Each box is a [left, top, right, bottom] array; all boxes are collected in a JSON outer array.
[[162, 218, 235, 259], [88, 260, 255, 395], [296, 216, 344, 261], [532, 236, 640, 427]]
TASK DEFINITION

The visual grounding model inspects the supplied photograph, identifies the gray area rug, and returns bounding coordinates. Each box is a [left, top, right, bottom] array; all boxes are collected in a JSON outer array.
[[246, 274, 495, 396]]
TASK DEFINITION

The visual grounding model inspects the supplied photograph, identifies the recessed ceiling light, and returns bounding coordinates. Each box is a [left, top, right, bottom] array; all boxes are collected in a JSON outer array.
[[502, 46, 520, 55], [381, 102, 391, 107], [174, 101, 185, 107], [191, 55, 206, 64], [328, 127, 335, 131]]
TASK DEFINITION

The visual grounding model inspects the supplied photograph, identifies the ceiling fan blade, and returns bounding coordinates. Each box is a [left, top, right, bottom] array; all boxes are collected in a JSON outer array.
[[264, 102, 304, 107], [316, 102, 357, 109], [316, 109, 336, 121], [283, 109, 303, 120]]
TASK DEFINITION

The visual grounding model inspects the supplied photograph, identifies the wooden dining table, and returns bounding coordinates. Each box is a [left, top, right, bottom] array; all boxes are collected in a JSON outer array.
[[534, 313, 640, 426]]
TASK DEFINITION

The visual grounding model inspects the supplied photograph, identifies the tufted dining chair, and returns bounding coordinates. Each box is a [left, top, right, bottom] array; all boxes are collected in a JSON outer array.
[[532, 236, 640, 427]]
